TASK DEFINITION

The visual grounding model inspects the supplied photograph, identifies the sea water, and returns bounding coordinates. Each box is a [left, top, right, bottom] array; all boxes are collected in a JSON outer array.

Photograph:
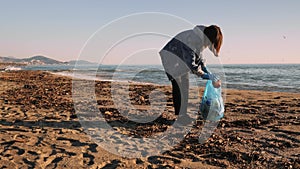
[[23, 64, 300, 93]]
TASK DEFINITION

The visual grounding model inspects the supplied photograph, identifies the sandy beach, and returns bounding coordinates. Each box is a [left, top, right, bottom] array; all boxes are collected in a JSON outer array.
[[0, 70, 299, 168]]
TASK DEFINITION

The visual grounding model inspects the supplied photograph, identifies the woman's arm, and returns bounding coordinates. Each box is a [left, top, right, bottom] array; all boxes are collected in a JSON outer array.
[[183, 48, 205, 77], [199, 63, 221, 88]]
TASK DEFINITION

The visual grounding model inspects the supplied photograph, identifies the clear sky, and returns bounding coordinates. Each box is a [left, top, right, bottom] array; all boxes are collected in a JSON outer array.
[[0, 0, 299, 64]]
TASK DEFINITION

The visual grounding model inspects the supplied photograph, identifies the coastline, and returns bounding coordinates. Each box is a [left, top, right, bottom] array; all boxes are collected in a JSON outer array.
[[4, 62, 300, 93], [0, 70, 299, 168]]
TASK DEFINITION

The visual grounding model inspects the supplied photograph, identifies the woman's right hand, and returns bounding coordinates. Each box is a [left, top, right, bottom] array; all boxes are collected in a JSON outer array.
[[213, 80, 222, 88]]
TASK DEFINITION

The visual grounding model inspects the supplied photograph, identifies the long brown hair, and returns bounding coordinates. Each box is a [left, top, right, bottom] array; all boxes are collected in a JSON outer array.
[[204, 25, 223, 54]]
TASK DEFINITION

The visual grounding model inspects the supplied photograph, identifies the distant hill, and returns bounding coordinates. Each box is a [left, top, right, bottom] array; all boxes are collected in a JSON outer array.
[[67, 60, 96, 65], [23, 56, 63, 65], [0, 56, 22, 63], [0, 56, 94, 65], [0, 55, 64, 65]]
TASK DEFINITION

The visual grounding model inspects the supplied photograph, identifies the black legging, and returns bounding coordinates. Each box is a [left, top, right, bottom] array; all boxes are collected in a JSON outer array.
[[171, 73, 189, 116]]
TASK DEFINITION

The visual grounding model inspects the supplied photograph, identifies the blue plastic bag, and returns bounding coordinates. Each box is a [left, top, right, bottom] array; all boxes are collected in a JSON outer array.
[[200, 80, 224, 121]]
